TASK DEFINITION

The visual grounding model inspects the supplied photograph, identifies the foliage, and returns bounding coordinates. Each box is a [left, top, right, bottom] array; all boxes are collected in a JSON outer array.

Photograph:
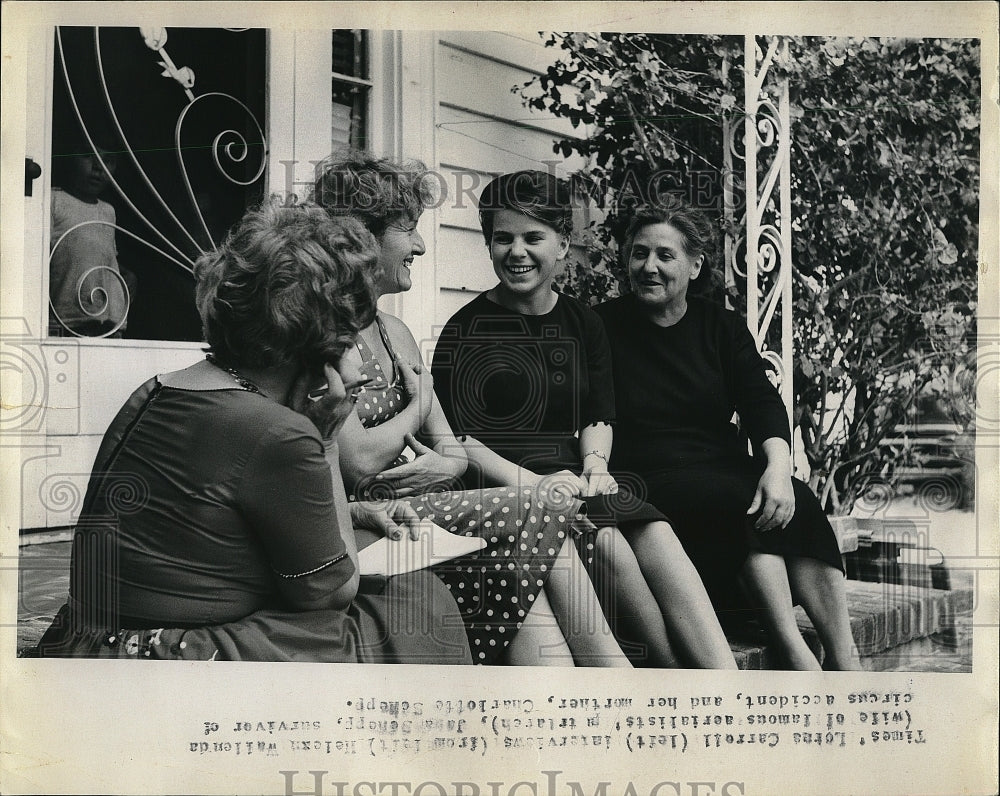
[[522, 33, 740, 300], [521, 33, 980, 513]]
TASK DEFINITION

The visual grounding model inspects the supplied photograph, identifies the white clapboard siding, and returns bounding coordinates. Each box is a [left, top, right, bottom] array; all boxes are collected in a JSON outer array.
[[436, 227, 495, 291], [432, 33, 588, 334], [439, 31, 568, 74]]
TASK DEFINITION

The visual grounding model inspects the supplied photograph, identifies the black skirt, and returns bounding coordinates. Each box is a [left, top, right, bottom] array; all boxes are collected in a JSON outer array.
[[640, 455, 844, 615]]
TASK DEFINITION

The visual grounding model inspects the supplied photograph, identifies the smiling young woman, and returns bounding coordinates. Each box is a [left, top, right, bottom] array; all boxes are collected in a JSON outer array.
[[310, 152, 633, 667], [487, 208, 570, 314], [432, 170, 738, 669]]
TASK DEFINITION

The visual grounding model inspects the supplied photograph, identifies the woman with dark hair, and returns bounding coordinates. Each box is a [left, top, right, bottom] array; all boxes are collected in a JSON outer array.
[[313, 151, 632, 666], [32, 202, 471, 663], [595, 195, 861, 670], [431, 170, 738, 669]]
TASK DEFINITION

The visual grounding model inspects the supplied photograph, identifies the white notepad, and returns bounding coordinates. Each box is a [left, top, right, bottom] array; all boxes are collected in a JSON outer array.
[[357, 521, 487, 577]]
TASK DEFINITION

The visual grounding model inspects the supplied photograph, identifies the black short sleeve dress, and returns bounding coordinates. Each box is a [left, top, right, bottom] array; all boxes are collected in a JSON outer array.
[[431, 291, 664, 530], [594, 295, 844, 614]]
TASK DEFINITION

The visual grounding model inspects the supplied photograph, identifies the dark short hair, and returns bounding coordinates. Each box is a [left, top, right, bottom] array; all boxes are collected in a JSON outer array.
[[312, 149, 435, 237], [194, 201, 378, 370], [478, 170, 573, 245], [620, 194, 717, 295]]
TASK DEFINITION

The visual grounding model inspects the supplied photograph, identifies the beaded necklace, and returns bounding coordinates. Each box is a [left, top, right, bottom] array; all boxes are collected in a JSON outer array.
[[205, 353, 262, 394]]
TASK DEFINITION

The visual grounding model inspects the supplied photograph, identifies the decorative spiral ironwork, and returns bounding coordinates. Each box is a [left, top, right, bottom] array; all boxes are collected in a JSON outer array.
[[756, 225, 782, 274], [728, 232, 748, 280], [49, 265, 130, 338], [53, 25, 269, 327], [760, 349, 785, 390], [722, 35, 795, 436], [726, 112, 748, 161], [176, 93, 268, 247], [48, 218, 195, 337], [179, 93, 268, 188], [755, 99, 781, 148]]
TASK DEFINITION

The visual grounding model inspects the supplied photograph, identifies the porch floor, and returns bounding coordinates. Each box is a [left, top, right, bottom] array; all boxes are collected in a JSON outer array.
[[14, 538, 973, 671]]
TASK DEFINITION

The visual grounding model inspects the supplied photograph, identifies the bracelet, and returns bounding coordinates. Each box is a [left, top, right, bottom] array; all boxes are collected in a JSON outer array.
[[583, 450, 608, 464]]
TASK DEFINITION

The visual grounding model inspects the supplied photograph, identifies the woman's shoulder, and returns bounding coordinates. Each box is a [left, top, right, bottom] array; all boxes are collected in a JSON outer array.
[[445, 292, 498, 324], [438, 292, 510, 341], [554, 292, 608, 334], [376, 311, 413, 339], [555, 291, 595, 314], [375, 311, 422, 361], [155, 370, 321, 442], [593, 294, 634, 325], [687, 297, 742, 331]]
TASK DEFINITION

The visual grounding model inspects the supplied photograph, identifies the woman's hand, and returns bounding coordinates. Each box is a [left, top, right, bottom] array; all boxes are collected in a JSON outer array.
[[349, 499, 422, 541], [747, 463, 796, 531], [581, 461, 619, 497], [398, 360, 434, 425], [371, 433, 464, 497], [287, 362, 360, 441], [529, 469, 588, 508]]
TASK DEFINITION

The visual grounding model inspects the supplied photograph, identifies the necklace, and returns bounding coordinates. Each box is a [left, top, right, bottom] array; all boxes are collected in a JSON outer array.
[[205, 353, 261, 394]]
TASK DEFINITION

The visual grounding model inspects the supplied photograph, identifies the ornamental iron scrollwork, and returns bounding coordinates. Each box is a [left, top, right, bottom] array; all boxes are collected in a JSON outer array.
[[49, 27, 267, 338], [722, 36, 794, 432]]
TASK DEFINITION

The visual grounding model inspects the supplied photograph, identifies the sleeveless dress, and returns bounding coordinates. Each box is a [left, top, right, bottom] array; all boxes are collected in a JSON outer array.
[[350, 315, 589, 664]]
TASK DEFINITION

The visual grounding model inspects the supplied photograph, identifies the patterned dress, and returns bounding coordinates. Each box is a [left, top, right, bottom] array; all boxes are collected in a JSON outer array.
[[350, 315, 588, 664]]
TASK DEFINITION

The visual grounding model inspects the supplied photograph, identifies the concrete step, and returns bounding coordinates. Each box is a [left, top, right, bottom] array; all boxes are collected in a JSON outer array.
[[15, 538, 974, 672], [726, 579, 973, 671]]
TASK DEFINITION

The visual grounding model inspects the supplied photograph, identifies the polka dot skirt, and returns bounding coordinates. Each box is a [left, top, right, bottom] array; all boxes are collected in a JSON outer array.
[[401, 487, 587, 665], [351, 318, 590, 665]]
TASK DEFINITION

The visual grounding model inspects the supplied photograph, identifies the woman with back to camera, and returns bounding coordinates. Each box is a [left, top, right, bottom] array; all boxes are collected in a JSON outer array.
[[32, 201, 471, 663], [312, 150, 632, 667], [595, 195, 861, 670], [431, 170, 738, 669]]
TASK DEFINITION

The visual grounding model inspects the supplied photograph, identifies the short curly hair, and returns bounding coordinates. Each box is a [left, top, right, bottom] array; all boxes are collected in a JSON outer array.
[[311, 149, 435, 237], [194, 201, 378, 371], [478, 170, 574, 245], [619, 195, 717, 296]]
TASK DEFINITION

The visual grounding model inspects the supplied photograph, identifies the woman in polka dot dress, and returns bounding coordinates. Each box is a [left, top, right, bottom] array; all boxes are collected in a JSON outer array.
[[313, 151, 629, 666]]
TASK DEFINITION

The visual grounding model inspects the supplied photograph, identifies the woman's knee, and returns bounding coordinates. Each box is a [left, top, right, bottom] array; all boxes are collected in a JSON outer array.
[[592, 526, 636, 573]]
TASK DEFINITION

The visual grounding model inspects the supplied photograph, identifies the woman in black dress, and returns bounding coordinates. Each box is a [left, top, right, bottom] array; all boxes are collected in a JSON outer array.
[[595, 196, 861, 670], [432, 171, 737, 669]]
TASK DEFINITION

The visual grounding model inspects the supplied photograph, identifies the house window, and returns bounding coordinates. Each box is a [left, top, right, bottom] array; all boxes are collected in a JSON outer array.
[[332, 29, 371, 151], [48, 26, 267, 341]]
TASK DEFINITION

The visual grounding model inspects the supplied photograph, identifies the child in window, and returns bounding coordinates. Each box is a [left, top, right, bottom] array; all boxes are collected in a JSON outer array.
[[49, 145, 133, 337]]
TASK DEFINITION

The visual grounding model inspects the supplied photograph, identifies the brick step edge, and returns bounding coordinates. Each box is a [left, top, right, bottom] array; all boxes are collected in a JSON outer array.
[[729, 581, 972, 670]]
